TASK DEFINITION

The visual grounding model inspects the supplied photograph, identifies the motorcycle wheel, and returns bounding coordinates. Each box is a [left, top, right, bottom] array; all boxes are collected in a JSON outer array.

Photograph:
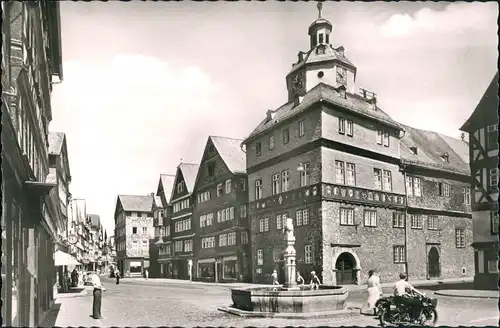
[[419, 308, 438, 327], [378, 308, 391, 327]]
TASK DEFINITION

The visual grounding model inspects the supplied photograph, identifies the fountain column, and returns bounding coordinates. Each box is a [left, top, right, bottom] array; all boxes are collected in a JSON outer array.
[[283, 218, 299, 290]]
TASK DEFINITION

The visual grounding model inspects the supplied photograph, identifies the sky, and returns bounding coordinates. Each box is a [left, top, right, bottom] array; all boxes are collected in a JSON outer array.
[[49, 1, 498, 235]]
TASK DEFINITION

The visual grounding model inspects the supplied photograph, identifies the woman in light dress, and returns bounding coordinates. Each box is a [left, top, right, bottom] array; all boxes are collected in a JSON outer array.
[[366, 269, 383, 315]]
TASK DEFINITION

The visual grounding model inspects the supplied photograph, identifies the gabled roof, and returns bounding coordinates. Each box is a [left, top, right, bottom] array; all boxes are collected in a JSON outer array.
[[169, 163, 199, 202], [157, 174, 175, 204], [117, 195, 154, 213], [210, 136, 246, 174], [179, 163, 199, 193], [244, 82, 402, 143], [460, 72, 499, 132], [153, 196, 164, 209], [48, 132, 65, 155], [400, 124, 470, 175]]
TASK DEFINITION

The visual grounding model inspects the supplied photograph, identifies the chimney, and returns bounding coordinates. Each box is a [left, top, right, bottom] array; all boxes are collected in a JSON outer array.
[[266, 110, 275, 122]]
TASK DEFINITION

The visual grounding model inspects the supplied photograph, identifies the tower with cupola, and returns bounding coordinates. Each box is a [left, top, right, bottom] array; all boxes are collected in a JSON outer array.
[[286, 3, 357, 102]]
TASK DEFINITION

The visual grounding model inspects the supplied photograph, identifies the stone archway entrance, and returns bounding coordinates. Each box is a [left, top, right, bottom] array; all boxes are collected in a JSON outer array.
[[428, 247, 441, 278], [335, 252, 357, 285]]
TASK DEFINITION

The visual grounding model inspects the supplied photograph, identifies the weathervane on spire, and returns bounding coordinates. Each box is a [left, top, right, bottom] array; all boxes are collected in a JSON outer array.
[[317, 2, 323, 19]]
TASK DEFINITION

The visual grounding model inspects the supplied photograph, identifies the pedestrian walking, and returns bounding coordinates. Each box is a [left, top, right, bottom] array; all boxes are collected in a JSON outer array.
[[271, 270, 279, 285], [115, 269, 121, 285], [145, 269, 149, 280], [364, 269, 383, 315], [296, 271, 305, 286], [310, 271, 321, 290], [90, 272, 104, 319]]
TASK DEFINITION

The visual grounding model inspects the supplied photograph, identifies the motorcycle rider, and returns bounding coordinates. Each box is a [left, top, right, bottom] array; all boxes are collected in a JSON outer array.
[[393, 272, 424, 322]]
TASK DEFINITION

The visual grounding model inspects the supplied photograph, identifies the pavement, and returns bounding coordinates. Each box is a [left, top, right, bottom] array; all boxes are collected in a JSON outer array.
[[435, 289, 499, 299], [40, 275, 498, 327]]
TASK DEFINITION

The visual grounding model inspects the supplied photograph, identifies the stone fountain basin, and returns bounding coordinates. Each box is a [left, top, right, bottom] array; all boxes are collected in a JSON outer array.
[[231, 285, 348, 313]]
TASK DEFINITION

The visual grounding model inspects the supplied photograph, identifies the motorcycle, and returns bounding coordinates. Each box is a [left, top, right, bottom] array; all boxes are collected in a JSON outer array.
[[376, 292, 438, 327]]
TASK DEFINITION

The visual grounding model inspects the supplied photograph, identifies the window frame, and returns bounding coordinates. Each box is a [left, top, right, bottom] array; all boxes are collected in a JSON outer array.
[[300, 162, 310, 187], [340, 207, 355, 226], [257, 249, 264, 265], [304, 245, 313, 264], [439, 182, 450, 197], [335, 161, 345, 185], [490, 168, 498, 192], [281, 170, 290, 192], [373, 168, 382, 190], [393, 245, 406, 263], [363, 210, 377, 227], [225, 179, 232, 194], [283, 127, 290, 144], [269, 135, 275, 150], [346, 120, 354, 137], [410, 214, 423, 229], [392, 212, 405, 228], [491, 211, 498, 235], [382, 170, 392, 192], [338, 117, 345, 134], [298, 120, 305, 137], [346, 163, 356, 186], [455, 228, 466, 248], [255, 179, 262, 200], [462, 187, 471, 205], [256, 142, 262, 156], [272, 173, 281, 195], [427, 215, 438, 230]]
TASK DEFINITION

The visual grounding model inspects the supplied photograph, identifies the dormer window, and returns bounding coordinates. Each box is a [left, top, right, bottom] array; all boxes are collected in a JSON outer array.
[[440, 153, 449, 162], [410, 146, 418, 155]]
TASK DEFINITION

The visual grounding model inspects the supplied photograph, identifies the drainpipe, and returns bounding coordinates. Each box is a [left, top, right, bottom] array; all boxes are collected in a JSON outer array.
[[402, 165, 410, 281]]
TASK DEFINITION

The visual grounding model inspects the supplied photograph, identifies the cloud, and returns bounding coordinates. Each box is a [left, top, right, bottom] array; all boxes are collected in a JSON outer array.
[[380, 2, 498, 38]]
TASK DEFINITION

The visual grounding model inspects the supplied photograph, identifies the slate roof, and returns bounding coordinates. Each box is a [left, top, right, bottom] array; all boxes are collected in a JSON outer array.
[[245, 83, 402, 142], [178, 163, 199, 193], [117, 195, 154, 212], [210, 136, 246, 174], [48, 132, 65, 155], [153, 196, 164, 209], [460, 72, 499, 132], [87, 214, 100, 227], [158, 174, 175, 203], [400, 124, 470, 175], [290, 44, 356, 76]]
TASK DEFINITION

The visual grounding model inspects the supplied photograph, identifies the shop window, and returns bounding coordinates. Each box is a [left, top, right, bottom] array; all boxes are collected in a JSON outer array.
[[223, 260, 238, 279]]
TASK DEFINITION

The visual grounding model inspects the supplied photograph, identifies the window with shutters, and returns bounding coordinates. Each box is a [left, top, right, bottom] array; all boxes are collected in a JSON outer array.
[[438, 182, 450, 197]]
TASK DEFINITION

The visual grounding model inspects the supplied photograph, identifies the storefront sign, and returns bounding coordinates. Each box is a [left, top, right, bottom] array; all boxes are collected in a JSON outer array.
[[67, 234, 78, 245]]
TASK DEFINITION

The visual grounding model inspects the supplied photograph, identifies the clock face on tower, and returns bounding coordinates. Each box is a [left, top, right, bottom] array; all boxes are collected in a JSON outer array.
[[336, 66, 347, 85], [292, 73, 304, 93]]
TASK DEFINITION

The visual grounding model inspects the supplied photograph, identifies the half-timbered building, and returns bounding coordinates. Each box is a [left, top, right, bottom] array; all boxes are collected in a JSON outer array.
[[243, 8, 474, 286], [152, 174, 175, 278], [460, 72, 499, 290], [2, 1, 64, 326], [163, 163, 199, 280], [192, 136, 250, 282]]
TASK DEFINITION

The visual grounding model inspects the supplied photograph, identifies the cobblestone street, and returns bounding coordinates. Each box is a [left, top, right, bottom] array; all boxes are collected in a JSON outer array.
[[41, 277, 498, 327]]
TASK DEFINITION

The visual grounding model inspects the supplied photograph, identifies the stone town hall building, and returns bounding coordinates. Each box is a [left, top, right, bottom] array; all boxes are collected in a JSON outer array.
[[242, 9, 473, 285]]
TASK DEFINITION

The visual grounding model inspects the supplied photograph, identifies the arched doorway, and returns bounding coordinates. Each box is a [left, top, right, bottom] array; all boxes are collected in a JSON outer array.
[[335, 252, 356, 285], [428, 247, 441, 278]]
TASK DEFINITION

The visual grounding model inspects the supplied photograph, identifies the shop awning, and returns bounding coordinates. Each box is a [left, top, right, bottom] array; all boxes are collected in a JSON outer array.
[[54, 250, 81, 266]]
